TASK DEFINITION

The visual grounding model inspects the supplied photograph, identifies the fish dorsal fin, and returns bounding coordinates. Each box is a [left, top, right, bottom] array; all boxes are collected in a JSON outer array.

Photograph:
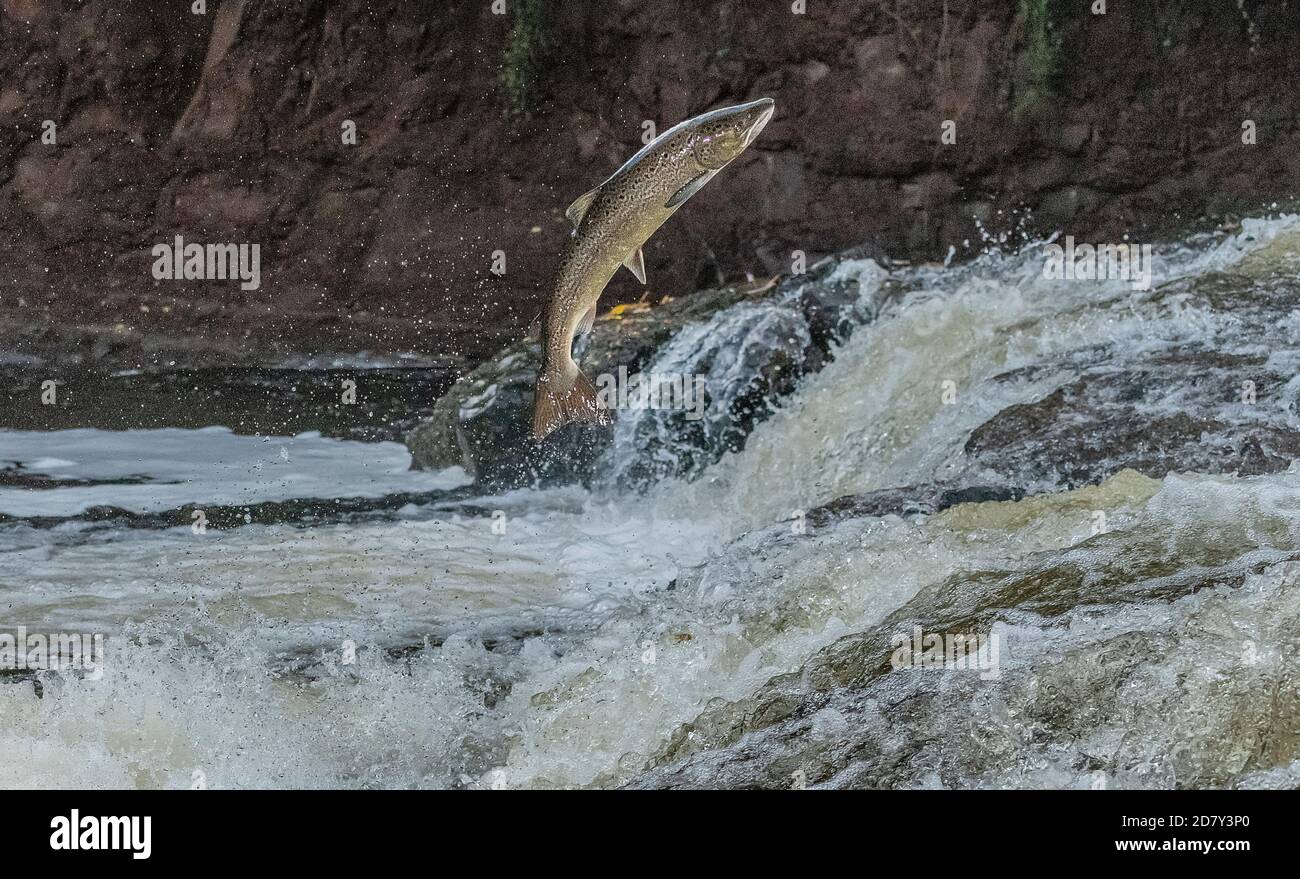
[[622, 247, 647, 284], [665, 171, 715, 210], [565, 186, 601, 230]]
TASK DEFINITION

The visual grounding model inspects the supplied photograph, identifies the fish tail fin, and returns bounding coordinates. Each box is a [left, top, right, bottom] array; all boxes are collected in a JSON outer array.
[[532, 362, 612, 440]]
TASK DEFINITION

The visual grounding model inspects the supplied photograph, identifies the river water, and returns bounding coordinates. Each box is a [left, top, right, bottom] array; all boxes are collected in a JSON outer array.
[[2, 216, 1298, 788]]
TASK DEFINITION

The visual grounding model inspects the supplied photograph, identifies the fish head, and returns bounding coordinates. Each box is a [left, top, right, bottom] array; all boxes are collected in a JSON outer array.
[[688, 98, 775, 170]]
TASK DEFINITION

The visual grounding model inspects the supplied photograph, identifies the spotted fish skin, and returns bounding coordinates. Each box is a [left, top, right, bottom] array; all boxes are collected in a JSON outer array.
[[532, 97, 776, 440]]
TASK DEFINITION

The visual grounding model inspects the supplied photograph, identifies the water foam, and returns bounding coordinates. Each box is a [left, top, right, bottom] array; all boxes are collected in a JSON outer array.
[[3, 215, 1299, 788]]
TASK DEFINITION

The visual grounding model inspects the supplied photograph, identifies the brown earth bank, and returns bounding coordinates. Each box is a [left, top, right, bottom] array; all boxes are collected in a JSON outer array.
[[1, 0, 1297, 369]]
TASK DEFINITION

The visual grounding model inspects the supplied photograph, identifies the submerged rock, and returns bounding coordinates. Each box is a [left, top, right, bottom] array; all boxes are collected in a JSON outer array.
[[628, 475, 1300, 789], [806, 483, 1026, 528], [406, 254, 892, 488], [963, 345, 1300, 490], [949, 251, 1300, 493]]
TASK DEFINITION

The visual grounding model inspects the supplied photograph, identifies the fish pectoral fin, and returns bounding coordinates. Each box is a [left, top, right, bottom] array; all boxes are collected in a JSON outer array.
[[565, 186, 601, 230], [665, 171, 715, 210], [577, 304, 597, 336], [622, 247, 647, 284]]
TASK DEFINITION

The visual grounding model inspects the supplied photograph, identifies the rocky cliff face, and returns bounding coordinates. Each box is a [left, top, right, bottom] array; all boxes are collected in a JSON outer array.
[[2, 0, 1298, 368]]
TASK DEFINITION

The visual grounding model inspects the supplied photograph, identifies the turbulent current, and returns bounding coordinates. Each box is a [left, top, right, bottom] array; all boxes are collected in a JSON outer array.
[[2, 217, 1299, 789]]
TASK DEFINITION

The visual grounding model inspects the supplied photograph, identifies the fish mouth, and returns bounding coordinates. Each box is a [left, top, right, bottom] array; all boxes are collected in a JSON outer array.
[[743, 99, 775, 146]]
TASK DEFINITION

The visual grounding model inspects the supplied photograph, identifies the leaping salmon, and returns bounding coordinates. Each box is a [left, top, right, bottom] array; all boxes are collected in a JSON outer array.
[[531, 97, 776, 440]]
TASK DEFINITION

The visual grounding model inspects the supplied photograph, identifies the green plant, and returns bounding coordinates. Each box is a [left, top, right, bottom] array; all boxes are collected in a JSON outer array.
[[1013, 0, 1062, 125], [501, 0, 546, 118]]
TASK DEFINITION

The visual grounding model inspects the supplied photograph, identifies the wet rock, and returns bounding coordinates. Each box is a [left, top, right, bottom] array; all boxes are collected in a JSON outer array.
[[629, 523, 1300, 790], [600, 300, 812, 487], [404, 337, 613, 487], [406, 255, 892, 488], [954, 258, 1300, 492], [807, 483, 1025, 528], [963, 348, 1300, 488]]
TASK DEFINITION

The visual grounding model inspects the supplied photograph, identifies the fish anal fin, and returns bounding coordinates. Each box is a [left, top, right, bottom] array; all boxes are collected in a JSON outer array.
[[532, 368, 613, 440], [622, 247, 647, 284], [565, 186, 601, 230], [577, 304, 597, 336], [665, 171, 715, 209]]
